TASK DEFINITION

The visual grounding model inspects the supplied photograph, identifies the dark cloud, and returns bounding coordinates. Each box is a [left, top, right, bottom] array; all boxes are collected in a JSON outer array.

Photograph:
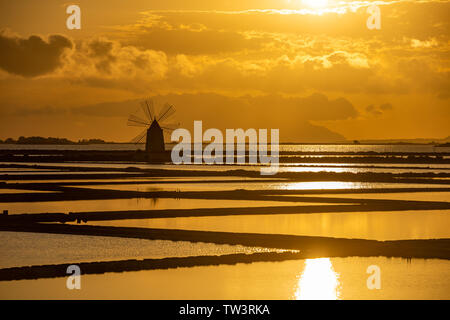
[[129, 26, 267, 55], [86, 39, 117, 74], [291, 93, 358, 121], [0, 103, 68, 117], [71, 99, 135, 117], [366, 104, 381, 116], [88, 39, 114, 57], [62, 92, 358, 121], [66, 92, 355, 142], [0, 31, 72, 77], [379, 103, 393, 111], [2, 92, 353, 141], [366, 103, 394, 116], [437, 91, 449, 100]]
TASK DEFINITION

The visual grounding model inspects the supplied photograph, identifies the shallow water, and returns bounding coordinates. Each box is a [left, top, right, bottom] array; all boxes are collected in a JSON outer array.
[[0, 198, 329, 214], [89, 210, 450, 241], [1, 156, 449, 300], [2, 161, 449, 175], [0, 189, 57, 194], [0, 257, 448, 299], [72, 181, 450, 192], [275, 166, 450, 174], [2, 179, 156, 184], [0, 232, 278, 269], [288, 191, 450, 202], [0, 168, 57, 172], [1, 176, 278, 184], [0, 171, 139, 176]]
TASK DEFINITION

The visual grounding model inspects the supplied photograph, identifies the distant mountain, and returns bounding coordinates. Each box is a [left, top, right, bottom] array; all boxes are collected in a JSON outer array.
[[436, 142, 450, 147], [359, 136, 450, 145]]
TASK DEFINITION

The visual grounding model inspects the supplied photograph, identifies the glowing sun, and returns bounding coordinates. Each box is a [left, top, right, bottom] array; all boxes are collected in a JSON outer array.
[[302, 0, 329, 8]]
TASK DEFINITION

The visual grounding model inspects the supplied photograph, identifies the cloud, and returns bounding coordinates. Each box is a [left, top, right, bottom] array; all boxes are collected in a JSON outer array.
[[410, 38, 438, 48], [295, 93, 358, 120], [379, 103, 393, 111], [130, 2, 448, 44], [365, 102, 394, 116], [62, 38, 169, 81], [2, 0, 448, 97], [0, 92, 355, 142], [396, 58, 449, 97], [35, 92, 357, 121], [0, 31, 169, 84], [0, 31, 72, 77], [0, 1, 448, 141], [68, 92, 356, 141], [128, 25, 268, 55], [366, 104, 382, 116], [94, 2, 447, 96]]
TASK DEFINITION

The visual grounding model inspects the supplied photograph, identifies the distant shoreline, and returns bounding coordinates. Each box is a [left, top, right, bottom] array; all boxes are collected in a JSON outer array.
[[0, 142, 448, 146], [0, 136, 449, 146]]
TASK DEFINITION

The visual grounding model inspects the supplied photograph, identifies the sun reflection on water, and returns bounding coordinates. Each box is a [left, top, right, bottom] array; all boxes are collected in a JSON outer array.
[[280, 181, 356, 190], [295, 258, 341, 300]]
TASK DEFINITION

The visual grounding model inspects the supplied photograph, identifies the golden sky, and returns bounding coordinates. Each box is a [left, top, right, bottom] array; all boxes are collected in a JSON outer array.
[[0, 0, 448, 142]]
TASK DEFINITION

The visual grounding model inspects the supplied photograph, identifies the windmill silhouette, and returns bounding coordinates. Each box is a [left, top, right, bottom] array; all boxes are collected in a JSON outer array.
[[127, 99, 178, 153]]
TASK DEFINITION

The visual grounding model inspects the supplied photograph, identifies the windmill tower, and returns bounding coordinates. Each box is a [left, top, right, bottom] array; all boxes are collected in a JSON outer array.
[[127, 99, 177, 154]]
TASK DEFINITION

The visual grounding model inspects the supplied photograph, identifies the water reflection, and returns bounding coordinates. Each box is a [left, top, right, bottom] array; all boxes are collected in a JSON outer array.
[[1, 198, 305, 214], [77, 181, 447, 193], [0, 231, 279, 269], [281, 181, 354, 190], [295, 258, 340, 300], [1, 257, 449, 299], [118, 210, 450, 240]]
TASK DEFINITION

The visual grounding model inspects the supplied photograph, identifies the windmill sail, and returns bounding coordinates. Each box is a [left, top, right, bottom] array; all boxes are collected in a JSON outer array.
[[141, 100, 155, 122], [160, 122, 180, 131], [127, 114, 150, 127], [127, 99, 178, 152], [131, 128, 147, 144], [157, 103, 176, 122]]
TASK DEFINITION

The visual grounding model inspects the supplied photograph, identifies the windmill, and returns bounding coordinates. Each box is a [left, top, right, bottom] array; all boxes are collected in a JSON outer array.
[[127, 99, 178, 153]]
